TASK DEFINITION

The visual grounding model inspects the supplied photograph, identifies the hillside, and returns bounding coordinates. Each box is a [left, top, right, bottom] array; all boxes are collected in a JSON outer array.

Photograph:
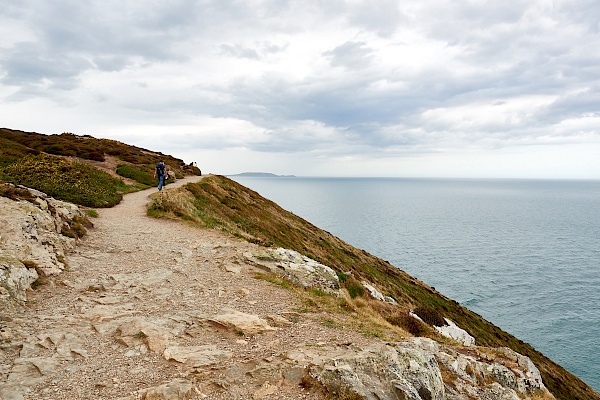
[[0, 128, 598, 399], [0, 128, 201, 207]]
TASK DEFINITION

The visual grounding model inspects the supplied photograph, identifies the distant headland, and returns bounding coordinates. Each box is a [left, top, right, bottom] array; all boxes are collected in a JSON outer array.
[[228, 172, 296, 178]]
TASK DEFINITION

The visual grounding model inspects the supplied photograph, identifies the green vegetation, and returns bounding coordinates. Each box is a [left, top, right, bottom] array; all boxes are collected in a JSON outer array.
[[0, 128, 202, 184], [0, 128, 201, 207], [148, 174, 598, 400], [1, 154, 127, 207], [116, 164, 154, 187]]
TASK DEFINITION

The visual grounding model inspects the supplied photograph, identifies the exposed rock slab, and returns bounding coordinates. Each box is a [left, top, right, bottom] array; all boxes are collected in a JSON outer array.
[[209, 308, 277, 334], [244, 247, 339, 293]]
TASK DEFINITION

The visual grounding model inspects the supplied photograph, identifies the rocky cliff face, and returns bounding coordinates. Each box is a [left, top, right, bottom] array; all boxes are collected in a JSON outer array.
[[0, 185, 89, 307]]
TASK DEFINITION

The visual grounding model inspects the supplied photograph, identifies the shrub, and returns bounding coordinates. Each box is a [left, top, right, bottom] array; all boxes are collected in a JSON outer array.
[[413, 306, 447, 327], [336, 271, 351, 283], [346, 283, 365, 299], [1, 154, 127, 207]]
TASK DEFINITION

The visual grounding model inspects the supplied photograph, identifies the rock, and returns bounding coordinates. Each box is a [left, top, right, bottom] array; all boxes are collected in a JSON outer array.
[[0, 190, 90, 305], [434, 318, 475, 347], [361, 281, 397, 304], [163, 345, 231, 367], [0, 389, 25, 400], [275, 338, 554, 400], [411, 338, 554, 399], [307, 342, 445, 400], [266, 314, 294, 327], [0, 255, 38, 302], [253, 381, 278, 399], [138, 378, 194, 400], [0, 194, 86, 279], [244, 248, 339, 293], [209, 308, 277, 334], [116, 317, 172, 354]]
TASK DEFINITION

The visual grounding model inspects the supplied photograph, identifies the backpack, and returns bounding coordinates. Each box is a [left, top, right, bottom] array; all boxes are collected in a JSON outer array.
[[156, 163, 166, 177]]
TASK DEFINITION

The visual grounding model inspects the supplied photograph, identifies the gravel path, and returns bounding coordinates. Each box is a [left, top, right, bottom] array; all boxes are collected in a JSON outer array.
[[2, 177, 374, 400]]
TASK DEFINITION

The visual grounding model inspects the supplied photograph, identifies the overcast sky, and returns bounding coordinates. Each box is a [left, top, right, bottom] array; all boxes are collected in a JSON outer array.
[[1, 0, 599, 178]]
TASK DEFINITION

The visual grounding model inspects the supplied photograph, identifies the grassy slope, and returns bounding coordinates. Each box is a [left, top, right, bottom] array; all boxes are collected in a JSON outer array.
[[149, 175, 599, 400]]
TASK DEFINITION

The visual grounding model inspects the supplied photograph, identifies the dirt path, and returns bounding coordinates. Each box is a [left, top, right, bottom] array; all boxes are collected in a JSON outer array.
[[2, 177, 374, 400]]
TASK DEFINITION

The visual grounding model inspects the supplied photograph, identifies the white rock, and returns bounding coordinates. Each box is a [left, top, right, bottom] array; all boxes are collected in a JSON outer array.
[[361, 281, 397, 304], [434, 318, 475, 347], [244, 248, 339, 293]]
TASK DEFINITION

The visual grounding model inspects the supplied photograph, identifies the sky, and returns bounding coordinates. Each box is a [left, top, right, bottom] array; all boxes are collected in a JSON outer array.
[[1, 0, 600, 178]]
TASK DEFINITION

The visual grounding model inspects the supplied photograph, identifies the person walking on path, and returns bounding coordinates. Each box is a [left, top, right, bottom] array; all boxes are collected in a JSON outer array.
[[154, 160, 168, 191]]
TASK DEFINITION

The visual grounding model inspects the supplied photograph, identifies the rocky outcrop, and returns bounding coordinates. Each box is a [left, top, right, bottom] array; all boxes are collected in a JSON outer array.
[[434, 318, 476, 347], [362, 280, 398, 304], [0, 186, 90, 306], [244, 247, 340, 293]]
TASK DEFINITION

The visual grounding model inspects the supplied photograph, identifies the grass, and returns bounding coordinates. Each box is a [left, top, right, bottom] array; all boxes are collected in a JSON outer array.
[[146, 174, 599, 400], [116, 164, 154, 187]]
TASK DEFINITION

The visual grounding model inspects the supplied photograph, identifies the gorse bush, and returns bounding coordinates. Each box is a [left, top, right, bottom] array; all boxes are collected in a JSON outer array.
[[1, 154, 127, 207]]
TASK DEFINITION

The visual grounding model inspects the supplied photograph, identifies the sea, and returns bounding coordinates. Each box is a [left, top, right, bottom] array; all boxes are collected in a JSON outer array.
[[230, 176, 600, 392]]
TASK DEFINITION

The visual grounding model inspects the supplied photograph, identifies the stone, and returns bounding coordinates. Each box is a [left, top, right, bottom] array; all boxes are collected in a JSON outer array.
[[0, 389, 26, 400], [0, 193, 87, 284], [253, 381, 278, 399], [163, 345, 231, 367], [139, 378, 194, 400], [361, 281, 397, 304], [244, 248, 339, 293], [266, 315, 293, 327], [116, 317, 173, 354], [0, 255, 39, 302], [209, 308, 277, 334], [434, 318, 475, 347], [309, 343, 445, 400]]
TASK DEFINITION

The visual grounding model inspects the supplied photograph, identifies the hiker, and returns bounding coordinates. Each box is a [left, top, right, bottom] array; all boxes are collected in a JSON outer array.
[[154, 161, 168, 191]]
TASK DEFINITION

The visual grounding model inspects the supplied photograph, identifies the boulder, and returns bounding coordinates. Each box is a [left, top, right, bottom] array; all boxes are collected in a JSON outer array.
[[138, 378, 194, 400], [306, 342, 445, 400]]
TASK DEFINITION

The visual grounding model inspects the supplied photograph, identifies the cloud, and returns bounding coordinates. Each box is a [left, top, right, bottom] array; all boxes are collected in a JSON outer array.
[[323, 41, 376, 69], [1, 0, 599, 178]]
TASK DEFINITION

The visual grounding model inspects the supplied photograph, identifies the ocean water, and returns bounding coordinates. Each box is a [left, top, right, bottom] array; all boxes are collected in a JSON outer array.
[[231, 176, 600, 392]]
